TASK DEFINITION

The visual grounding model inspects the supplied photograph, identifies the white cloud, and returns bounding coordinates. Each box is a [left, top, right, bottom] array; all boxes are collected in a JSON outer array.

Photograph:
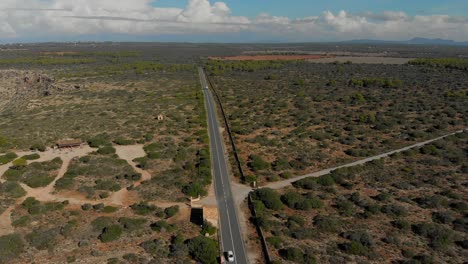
[[0, 0, 467, 42]]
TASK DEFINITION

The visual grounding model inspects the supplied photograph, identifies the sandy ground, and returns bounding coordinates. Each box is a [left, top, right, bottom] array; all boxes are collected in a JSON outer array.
[[0, 144, 156, 236]]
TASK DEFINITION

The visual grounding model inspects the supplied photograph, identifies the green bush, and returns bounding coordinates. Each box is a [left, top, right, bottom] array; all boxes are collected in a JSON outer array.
[[150, 220, 174, 232], [412, 222, 453, 249], [252, 188, 283, 210], [23, 174, 55, 188], [88, 134, 111, 148], [279, 247, 304, 262], [99, 225, 123, 242], [0, 181, 26, 198], [92, 216, 114, 232], [3, 168, 23, 181], [102, 206, 118, 213], [182, 182, 207, 197], [130, 202, 157, 215], [12, 216, 30, 227], [340, 241, 369, 256], [114, 138, 135, 145], [313, 215, 342, 233], [248, 155, 270, 171], [118, 217, 147, 231], [0, 152, 17, 165], [140, 239, 168, 257], [26, 228, 58, 250], [266, 236, 283, 249], [97, 146, 116, 155], [12, 158, 27, 167], [0, 234, 24, 262], [164, 205, 180, 218], [30, 144, 46, 152], [201, 221, 217, 236], [22, 154, 40, 160], [188, 236, 218, 264]]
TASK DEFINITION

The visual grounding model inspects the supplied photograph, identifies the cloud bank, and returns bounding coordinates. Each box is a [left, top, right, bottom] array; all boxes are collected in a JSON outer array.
[[1, 0, 467, 42]]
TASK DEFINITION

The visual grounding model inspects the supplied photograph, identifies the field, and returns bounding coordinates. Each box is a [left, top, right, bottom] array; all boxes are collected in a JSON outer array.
[[206, 60, 467, 185], [209, 55, 333, 61], [251, 132, 467, 263], [0, 44, 218, 264], [0, 43, 467, 263]]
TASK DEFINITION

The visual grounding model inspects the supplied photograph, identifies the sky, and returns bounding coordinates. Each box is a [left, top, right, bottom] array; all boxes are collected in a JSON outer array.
[[0, 0, 467, 43]]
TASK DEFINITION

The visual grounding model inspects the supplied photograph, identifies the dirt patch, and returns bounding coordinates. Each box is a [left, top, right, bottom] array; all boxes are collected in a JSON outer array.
[[209, 55, 334, 61]]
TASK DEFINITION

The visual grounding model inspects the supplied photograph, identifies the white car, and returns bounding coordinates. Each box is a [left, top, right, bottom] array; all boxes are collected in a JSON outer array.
[[226, 251, 235, 262]]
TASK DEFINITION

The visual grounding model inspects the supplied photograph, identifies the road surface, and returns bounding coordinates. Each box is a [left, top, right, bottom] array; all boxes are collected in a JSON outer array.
[[198, 67, 248, 264]]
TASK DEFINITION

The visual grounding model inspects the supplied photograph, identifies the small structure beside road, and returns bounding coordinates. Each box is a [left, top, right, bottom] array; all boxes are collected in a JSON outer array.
[[56, 139, 83, 149]]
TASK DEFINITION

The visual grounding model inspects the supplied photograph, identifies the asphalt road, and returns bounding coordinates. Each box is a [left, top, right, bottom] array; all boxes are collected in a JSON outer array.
[[198, 67, 248, 264]]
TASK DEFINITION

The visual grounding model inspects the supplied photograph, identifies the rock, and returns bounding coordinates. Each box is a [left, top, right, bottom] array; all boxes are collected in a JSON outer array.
[[78, 240, 90, 247]]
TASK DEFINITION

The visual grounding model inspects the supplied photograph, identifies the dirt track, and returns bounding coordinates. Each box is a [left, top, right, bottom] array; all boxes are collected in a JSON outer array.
[[0, 144, 154, 236]]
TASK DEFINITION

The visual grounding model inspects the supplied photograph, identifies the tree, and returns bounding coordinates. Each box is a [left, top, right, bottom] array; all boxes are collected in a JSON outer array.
[[187, 236, 218, 264]]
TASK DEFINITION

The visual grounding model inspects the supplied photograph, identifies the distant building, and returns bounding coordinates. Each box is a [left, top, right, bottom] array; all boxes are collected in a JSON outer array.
[[157, 114, 164, 121], [57, 139, 82, 149]]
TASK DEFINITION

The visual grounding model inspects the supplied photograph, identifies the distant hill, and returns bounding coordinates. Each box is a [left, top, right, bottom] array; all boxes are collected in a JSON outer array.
[[343, 37, 468, 46]]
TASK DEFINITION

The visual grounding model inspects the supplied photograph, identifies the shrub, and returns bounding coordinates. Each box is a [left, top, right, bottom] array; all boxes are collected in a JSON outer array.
[[12, 158, 27, 167], [164, 205, 180, 218], [292, 177, 318, 190], [140, 239, 168, 257], [0, 234, 24, 262], [23, 174, 55, 188], [88, 134, 111, 148], [432, 211, 455, 224], [252, 188, 283, 210], [3, 168, 22, 181], [81, 203, 92, 211], [26, 228, 58, 250], [22, 154, 40, 160], [342, 230, 374, 247], [97, 146, 116, 155], [118, 217, 147, 231], [12, 216, 30, 227], [114, 138, 135, 145], [182, 182, 207, 197], [130, 202, 157, 215], [381, 204, 408, 217], [30, 144, 46, 152], [99, 225, 123, 242], [279, 247, 304, 262], [412, 222, 454, 249], [313, 215, 342, 233], [266, 236, 283, 249], [317, 175, 335, 186], [0, 152, 17, 165], [393, 219, 411, 231], [248, 155, 270, 171], [150, 220, 174, 232], [102, 206, 118, 213], [340, 241, 369, 256], [201, 221, 217, 236], [1, 181, 26, 198], [188, 236, 218, 264], [91, 216, 114, 232]]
